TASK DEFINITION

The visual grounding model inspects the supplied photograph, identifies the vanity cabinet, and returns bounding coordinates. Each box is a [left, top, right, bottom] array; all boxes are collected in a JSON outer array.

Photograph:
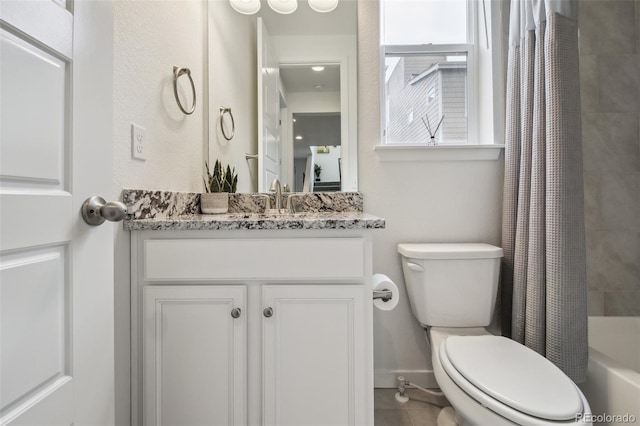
[[143, 285, 247, 426], [131, 230, 374, 426], [262, 285, 367, 426]]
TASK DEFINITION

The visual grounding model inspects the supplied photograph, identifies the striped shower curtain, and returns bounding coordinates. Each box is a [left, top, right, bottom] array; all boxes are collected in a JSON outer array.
[[501, 0, 588, 383]]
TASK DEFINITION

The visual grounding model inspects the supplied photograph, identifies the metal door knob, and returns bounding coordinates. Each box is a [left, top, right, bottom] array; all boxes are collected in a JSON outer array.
[[82, 196, 127, 226], [231, 308, 241, 319], [263, 307, 273, 318]]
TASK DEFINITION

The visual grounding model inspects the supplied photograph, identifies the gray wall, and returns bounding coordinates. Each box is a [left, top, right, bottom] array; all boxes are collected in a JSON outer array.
[[580, 0, 640, 316]]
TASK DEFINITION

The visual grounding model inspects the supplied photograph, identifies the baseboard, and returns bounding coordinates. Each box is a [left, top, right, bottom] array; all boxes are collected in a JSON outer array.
[[374, 369, 438, 389]]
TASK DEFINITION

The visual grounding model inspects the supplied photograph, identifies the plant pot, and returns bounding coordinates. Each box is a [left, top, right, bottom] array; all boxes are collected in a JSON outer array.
[[201, 192, 229, 214]]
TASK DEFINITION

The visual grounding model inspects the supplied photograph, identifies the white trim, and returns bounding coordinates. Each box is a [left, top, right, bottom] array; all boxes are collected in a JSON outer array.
[[383, 44, 473, 56], [378, 0, 504, 148], [374, 144, 504, 162]]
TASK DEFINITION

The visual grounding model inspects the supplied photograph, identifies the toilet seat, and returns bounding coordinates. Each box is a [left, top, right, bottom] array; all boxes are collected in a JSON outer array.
[[439, 335, 585, 424]]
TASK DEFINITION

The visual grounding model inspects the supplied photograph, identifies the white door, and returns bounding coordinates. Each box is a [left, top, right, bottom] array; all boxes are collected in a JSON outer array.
[[262, 285, 367, 426], [0, 1, 115, 425], [257, 17, 281, 192], [143, 286, 246, 426]]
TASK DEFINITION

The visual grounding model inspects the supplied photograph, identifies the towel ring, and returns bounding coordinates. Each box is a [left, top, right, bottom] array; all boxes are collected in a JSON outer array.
[[219, 107, 235, 140], [173, 66, 196, 115]]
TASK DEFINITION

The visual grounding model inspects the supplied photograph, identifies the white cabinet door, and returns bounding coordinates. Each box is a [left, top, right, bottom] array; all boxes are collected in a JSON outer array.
[[143, 286, 246, 426], [262, 285, 367, 426]]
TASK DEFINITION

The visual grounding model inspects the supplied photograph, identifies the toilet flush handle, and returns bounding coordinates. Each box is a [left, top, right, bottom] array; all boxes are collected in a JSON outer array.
[[405, 261, 424, 272]]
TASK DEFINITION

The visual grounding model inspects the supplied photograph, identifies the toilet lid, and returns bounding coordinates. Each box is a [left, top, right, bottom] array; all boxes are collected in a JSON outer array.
[[441, 336, 583, 421]]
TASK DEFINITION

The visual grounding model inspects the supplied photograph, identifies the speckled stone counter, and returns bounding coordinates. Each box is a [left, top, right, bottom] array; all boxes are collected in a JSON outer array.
[[122, 189, 385, 231], [123, 212, 385, 231]]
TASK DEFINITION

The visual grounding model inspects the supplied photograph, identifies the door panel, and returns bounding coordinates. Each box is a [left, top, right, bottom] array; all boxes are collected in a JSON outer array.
[[0, 192, 71, 252], [0, 30, 66, 184], [0, 248, 67, 412], [257, 17, 281, 192], [262, 285, 367, 426], [0, 6, 74, 424], [143, 286, 247, 426], [1, 1, 115, 424]]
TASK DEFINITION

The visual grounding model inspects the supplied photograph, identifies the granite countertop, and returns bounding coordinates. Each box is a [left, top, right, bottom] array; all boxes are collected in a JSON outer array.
[[122, 189, 385, 231], [124, 212, 385, 231]]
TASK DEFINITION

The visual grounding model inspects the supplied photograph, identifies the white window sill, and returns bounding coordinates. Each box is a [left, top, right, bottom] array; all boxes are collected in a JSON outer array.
[[374, 144, 505, 161]]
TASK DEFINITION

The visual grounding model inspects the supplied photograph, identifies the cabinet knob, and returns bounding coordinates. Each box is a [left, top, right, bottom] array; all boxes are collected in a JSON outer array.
[[263, 307, 273, 318], [231, 308, 241, 319]]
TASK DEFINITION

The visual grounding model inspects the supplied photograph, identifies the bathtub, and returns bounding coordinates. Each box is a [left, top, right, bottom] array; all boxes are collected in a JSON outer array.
[[578, 317, 640, 426]]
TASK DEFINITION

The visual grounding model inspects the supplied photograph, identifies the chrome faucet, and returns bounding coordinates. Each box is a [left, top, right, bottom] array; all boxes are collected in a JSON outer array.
[[286, 193, 305, 213], [269, 178, 282, 212]]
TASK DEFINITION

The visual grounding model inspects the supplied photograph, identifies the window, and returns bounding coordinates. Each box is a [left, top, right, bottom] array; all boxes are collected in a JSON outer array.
[[427, 85, 436, 105], [381, 0, 476, 145]]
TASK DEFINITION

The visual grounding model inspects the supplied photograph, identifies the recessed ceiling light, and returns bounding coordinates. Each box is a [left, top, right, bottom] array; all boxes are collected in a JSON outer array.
[[312, 66, 325, 72], [292, 118, 297, 122], [295, 135, 303, 140]]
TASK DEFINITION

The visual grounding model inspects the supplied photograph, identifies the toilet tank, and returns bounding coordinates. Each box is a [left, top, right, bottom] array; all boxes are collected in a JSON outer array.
[[397, 243, 503, 327]]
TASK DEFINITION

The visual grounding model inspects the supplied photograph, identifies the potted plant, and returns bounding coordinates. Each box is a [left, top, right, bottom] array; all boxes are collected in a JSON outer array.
[[314, 164, 322, 182], [201, 160, 238, 214]]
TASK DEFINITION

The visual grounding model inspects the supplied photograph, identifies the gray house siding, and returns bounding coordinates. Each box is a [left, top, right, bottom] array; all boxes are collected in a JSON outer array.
[[440, 68, 467, 143], [385, 56, 467, 144]]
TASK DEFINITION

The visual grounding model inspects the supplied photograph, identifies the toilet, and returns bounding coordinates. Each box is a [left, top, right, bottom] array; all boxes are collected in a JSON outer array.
[[398, 243, 591, 426]]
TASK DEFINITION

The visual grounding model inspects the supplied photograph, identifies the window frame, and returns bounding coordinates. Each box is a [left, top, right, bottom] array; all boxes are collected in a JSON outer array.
[[379, 0, 479, 146], [426, 84, 436, 106]]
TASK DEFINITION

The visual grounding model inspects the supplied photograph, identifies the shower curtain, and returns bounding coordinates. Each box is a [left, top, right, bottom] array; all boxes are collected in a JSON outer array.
[[501, 0, 588, 383]]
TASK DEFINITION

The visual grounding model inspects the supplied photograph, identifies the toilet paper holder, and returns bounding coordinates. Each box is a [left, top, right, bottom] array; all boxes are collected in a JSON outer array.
[[373, 289, 393, 302]]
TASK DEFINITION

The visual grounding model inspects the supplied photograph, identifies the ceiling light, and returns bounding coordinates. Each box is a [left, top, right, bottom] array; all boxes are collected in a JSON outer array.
[[311, 66, 325, 72], [295, 135, 303, 140], [314, 84, 324, 90], [308, 0, 339, 13], [229, 0, 261, 14], [267, 0, 298, 14]]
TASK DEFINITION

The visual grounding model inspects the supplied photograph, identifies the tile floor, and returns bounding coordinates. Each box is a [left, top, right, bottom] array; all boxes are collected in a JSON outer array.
[[374, 388, 444, 426]]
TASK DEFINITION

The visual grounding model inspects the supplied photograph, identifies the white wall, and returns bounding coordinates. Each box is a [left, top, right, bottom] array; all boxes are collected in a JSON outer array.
[[313, 146, 342, 182], [286, 91, 340, 113], [113, 2, 207, 194], [112, 1, 207, 424], [357, 0, 504, 387], [208, 0, 258, 193]]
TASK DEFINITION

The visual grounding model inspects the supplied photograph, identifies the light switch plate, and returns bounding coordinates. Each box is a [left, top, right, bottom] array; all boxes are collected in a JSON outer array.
[[131, 123, 147, 161]]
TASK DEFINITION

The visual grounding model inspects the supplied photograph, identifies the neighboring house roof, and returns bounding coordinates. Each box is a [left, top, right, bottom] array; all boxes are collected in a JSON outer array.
[[408, 61, 467, 85]]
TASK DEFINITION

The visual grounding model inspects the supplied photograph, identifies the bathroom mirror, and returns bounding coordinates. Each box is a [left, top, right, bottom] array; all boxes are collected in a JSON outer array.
[[208, 0, 357, 193]]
